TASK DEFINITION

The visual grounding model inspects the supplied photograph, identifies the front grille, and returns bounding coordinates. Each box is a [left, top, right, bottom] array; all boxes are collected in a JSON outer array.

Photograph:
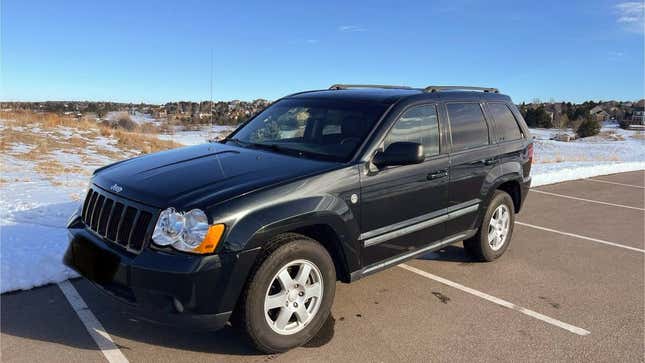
[[81, 187, 156, 253]]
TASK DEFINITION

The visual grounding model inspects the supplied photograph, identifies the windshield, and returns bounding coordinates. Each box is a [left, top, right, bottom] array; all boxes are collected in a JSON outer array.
[[226, 98, 388, 162]]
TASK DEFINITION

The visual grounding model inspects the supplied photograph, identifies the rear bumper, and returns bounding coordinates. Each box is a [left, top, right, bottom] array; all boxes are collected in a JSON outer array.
[[63, 215, 260, 331]]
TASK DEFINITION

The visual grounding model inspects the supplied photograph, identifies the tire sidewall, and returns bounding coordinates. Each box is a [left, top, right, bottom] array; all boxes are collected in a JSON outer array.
[[246, 239, 336, 352], [480, 191, 515, 260]]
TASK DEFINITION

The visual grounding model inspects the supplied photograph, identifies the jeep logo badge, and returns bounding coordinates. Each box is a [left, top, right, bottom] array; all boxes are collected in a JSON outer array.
[[110, 184, 123, 193]]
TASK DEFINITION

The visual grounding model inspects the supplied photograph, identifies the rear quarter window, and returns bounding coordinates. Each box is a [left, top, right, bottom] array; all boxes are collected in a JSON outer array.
[[488, 103, 524, 142], [446, 103, 490, 152]]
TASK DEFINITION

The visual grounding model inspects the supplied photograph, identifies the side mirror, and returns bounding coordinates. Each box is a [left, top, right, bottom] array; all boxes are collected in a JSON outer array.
[[372, 142, 424, 168]]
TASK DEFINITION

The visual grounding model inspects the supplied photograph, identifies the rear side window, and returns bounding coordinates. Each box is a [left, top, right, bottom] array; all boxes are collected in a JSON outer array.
[[446, 103, 489, 151], [384, 104, 440, 157], [488, 103, 523, 142]]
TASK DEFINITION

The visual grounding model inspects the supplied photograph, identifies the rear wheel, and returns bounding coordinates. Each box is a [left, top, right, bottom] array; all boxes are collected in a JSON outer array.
[[237, 234, 336, 353], [464, 190, 515, 261]]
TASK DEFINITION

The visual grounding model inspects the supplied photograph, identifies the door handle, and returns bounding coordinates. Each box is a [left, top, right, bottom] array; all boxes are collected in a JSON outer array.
[[427, 170, 448, 180]]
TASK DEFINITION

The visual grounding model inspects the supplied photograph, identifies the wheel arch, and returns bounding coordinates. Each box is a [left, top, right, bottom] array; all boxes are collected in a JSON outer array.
[[496, 179, 522, 213], [246, 215, 359, 283]]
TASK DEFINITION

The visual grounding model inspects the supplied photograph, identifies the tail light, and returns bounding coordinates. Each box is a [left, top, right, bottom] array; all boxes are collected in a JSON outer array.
[[527, 143, 534, 164]]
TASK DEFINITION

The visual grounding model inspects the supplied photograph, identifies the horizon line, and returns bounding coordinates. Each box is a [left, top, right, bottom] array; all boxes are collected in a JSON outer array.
[[2, 97, 644, 105]]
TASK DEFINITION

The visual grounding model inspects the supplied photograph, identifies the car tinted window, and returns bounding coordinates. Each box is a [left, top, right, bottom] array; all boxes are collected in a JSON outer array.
[[488, 103, 523, 142], [384, 104, 439, 157], [446, 103, 489, 151]]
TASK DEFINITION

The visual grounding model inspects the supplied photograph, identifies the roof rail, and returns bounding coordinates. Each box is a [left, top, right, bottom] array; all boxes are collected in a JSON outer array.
[[423, 85, 499, 93], [329, 84, 415, 90]]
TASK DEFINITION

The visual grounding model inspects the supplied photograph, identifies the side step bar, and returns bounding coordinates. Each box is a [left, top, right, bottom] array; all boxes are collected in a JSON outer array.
[[350, 230, 477, 282]]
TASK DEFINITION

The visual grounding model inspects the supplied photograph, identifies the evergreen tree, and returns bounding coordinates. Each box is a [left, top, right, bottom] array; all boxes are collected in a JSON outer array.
[[576, 116, 601, 137], [524, 106, 552, 128]]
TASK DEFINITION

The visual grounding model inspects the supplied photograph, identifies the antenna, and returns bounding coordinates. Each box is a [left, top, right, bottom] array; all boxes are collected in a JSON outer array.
[[209, 48, 214, 141]]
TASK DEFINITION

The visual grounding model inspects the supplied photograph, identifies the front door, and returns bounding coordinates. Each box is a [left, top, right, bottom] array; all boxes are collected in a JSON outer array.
[[360, 104, 449, 267]]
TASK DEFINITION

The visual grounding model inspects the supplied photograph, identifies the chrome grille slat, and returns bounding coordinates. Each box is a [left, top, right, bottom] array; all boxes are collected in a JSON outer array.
[[129, 211, 152, 251], [80, 187, 157, 254], [81, 189, 93, 220], [107, 202, 124, 242], [84, 191, 98, 224], [90, 195, 105, 231], [97, 199, 113, 236], [117, 207, 137, 245], [103, 201, 117, 237], [127, 210, 141, 247]]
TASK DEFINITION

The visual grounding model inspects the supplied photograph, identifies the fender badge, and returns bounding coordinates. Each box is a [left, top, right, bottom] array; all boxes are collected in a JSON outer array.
[[110, 184, 123, 193], [350, 193, 358, 204]]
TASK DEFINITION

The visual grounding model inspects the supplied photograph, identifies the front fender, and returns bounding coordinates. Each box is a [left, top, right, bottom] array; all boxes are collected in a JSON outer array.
[[225, 195, 360, 272], [206, 164, 362, 277]]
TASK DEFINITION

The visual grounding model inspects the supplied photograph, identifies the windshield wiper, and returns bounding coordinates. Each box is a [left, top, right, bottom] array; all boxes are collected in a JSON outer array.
[[225, 137, 250, 146], [227, 138, 291, 153], [250, 142, 300, 155], [226, 138, 333, 160]]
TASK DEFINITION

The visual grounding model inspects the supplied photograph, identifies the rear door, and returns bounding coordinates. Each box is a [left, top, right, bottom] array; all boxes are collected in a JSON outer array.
[[445, 102, 498, 236], [360, 103, 449, 266]]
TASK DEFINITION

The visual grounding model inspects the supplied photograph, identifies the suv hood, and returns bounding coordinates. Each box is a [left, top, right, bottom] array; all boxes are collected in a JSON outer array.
[[92, 143, 338, 210]]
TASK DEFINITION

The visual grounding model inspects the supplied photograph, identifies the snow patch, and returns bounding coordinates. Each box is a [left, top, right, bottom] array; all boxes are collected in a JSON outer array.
[[157, 125, 234, 145], [532, 161, 645, 187]]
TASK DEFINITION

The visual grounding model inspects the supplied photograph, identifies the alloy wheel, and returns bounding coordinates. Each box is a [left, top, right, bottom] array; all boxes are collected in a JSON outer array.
[[263, 259, 323, 335], [488, 204, 510, 251]]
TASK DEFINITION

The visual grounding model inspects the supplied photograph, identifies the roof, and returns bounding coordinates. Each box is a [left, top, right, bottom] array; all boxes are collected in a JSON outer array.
[[286, 87, 512, 104], [590, 105, 605, 114]]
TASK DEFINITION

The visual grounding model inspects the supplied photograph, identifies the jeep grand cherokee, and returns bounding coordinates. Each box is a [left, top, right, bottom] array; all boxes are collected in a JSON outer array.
[[64, 84, 532, 353]]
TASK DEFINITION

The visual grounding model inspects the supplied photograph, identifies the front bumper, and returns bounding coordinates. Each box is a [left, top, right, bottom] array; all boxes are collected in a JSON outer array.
[[63, 215, 260, 331]]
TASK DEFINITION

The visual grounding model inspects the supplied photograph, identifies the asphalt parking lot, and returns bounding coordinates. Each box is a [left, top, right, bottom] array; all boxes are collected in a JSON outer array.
[[2, 171, 644, 362]]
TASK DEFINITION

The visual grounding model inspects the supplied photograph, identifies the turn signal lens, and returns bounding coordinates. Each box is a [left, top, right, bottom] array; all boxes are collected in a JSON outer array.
[[527, 143, 534, 164], [193, 224, 225, 254]]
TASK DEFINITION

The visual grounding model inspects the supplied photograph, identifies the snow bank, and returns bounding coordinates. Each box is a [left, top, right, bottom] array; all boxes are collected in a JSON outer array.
[[0, 156, 84, 293], [530, 122, 644, 185], [532, 161, 645, 187], [1, 222, 79, 292], [157, 125, 234, 145], [105, 111, 157, 124]]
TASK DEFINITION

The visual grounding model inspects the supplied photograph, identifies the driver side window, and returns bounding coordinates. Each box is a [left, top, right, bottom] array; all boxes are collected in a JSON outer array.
[[383, 104, 440, 157]]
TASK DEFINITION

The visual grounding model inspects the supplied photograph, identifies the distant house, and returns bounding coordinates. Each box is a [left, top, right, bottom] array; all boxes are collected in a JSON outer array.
[[589, 106, 610, 121], [632, 106, 645, 124]]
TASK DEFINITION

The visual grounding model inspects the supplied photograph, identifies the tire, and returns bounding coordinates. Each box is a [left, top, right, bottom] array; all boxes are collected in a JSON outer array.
[[237, 233, 336, 353], [463, 190, 515, 262]]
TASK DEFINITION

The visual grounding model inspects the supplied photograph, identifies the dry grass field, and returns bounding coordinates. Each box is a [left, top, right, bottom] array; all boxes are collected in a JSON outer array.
[[0, 111, 182, 184]]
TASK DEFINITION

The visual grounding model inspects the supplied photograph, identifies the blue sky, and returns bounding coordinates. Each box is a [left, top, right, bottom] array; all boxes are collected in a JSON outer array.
[[1, 0, 643, 104]]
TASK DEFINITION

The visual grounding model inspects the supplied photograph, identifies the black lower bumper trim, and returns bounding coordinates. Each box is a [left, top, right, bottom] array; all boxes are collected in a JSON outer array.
[[63, 223, 260, 331]]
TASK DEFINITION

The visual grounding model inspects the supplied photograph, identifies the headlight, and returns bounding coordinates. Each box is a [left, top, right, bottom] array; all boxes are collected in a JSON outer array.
[[152, 208, 224, 254]]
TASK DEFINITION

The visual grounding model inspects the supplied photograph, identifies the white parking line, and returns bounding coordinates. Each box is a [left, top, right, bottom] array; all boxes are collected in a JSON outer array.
[[515, 221, 645, 254], [585, 178, 645, 189], [57, 280, 129, 363], [398, 264, 591, 336], [530, 189, 644, 211]]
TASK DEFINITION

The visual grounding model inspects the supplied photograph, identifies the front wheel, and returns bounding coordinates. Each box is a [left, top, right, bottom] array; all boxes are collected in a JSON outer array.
[[464, 190, 515, 261], [237, 233, 336, 353]]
